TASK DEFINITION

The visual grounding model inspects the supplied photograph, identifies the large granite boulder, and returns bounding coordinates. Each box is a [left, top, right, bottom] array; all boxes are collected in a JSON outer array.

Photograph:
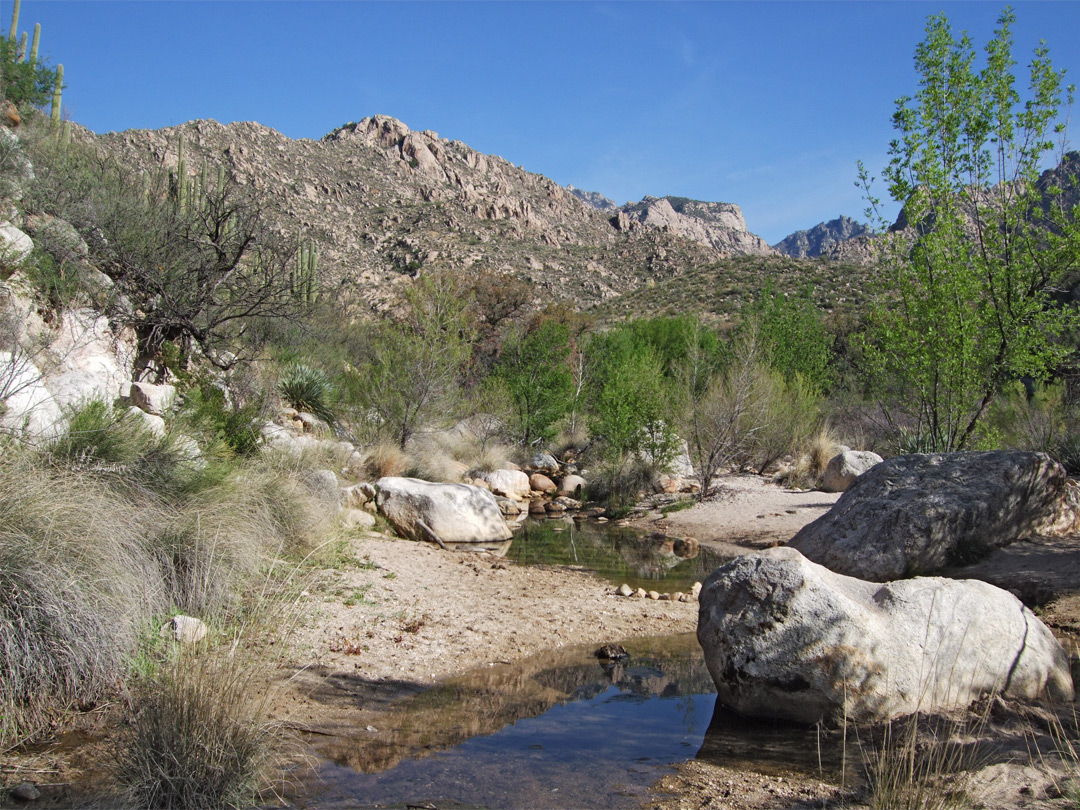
[[789, 451, 1068, 580], [821, 450, 883, 493], [697, 547, 1073, 724], [375, 477, 513, 544]]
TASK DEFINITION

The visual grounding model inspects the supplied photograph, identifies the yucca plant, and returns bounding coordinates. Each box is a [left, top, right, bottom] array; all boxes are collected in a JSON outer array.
[[278, 362, 335, 426]]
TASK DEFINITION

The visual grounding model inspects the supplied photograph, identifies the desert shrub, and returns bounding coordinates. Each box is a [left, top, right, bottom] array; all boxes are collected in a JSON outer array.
[[585, 457, 657, 515], [178, 379, 263, 459], [46, 399, 220, 499], [984, 380, 1065, 453], [278, 362, 335, 426], [0, 455, 162, 746]]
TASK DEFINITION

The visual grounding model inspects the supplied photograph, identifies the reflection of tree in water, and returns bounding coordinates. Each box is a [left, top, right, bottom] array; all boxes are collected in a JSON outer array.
[[317, 634, 713, 775], [508, 520, 730, 591]]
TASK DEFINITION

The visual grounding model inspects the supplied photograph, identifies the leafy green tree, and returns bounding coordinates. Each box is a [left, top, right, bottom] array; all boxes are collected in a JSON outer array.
[[0, 36, 57, 109], [357, 272, 474, 449], [494, 319, 573, 447], [858, 9, 1080, 451], [746, 282, 833, 392]]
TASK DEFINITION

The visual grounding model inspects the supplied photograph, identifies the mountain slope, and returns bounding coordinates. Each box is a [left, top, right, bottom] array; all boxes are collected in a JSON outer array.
[[98, 116, 771, 314]]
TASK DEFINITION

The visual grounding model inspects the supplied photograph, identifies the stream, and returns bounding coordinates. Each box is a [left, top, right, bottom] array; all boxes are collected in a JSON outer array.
[[291, 520, 843, 809]]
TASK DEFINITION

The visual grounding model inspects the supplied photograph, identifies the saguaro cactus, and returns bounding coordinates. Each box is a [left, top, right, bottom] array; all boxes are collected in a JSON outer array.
[[293, 238, 320, 303], [28, 23, 39, 69], [7, 0, 19, 44], [17, 31, 26, 62], [50, 63, 63, 124]]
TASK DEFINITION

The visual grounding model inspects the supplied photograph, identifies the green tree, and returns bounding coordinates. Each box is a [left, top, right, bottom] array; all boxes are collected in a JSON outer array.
[[357, 272, 474, 450], [746, 282, 833, 392], [494, 319, 573, 447], [858, 9, 1080, 451], [0, 33, 57, 110]]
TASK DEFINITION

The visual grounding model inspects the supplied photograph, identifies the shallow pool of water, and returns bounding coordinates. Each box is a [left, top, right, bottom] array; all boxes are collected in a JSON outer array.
[[295, 634, 717, 809], [506, 518, 731, 593]]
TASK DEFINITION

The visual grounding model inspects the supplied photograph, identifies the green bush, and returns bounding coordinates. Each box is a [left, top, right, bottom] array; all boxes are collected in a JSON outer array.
[[179, 380, 263, 458], [278, 362, 336, 425]]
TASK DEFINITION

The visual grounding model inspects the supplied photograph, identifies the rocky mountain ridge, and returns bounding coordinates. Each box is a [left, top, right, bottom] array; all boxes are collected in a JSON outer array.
[[97, 116, 776, 314], [772, 215, 870, 258]]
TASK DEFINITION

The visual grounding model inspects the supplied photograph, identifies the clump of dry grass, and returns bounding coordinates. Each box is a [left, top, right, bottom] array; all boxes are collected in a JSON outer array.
[[0, 454, 163, 747], [775, 427, 841, 489], [114, 631, 282, 810], [859, 710, 985, 810], [360, 442, 411, 479]]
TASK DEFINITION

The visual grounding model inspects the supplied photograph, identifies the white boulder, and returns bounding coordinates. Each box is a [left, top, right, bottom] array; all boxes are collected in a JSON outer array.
[[697, 547, 1073, 724], [820, 450, 883, 493], [375, 476, 512, 544]]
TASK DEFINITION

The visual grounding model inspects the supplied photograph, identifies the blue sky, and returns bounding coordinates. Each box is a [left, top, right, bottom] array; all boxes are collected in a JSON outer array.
[[11, 1, 1080, 244]]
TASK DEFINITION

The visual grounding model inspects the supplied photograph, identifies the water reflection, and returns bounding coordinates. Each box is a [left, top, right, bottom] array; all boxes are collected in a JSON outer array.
[[507, 519, 731, 593], [299, 635, 717, 810]]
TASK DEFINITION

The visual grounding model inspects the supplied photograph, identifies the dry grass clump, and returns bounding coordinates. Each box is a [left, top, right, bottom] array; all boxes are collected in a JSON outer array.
[[859, 710, 985, 810], [114, 635, 283, 810], [0, 426, 329, 752], [360, 442, 411, 479], [0, 454, 163, 746], [775, 427, 841, 489]]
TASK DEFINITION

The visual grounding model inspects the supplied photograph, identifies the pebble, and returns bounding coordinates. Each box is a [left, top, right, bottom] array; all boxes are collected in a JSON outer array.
[[647, 590, 660, 600], [10, 783, 41, 801], [635, 588, 647, 598], [617, 583, 633, 597]]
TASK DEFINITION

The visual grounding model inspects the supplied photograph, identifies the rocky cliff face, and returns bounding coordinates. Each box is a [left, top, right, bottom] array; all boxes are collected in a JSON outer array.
[[568, 186, 617, 211], [616, 196, 773, 257], [97, 116, 772, 313], [772, 215, 869, 258]]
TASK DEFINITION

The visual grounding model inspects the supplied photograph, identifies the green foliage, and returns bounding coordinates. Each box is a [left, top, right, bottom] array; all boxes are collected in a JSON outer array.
[[179, 379, 263, 458], [355, 272, 475, 449], [745, 282, 833, 392], [494, 319, 573, 446], [0, 35, 57, 109], [278, 362, 336, 426], [588, 341, 677, 472], [858, 9, 1080, 451]]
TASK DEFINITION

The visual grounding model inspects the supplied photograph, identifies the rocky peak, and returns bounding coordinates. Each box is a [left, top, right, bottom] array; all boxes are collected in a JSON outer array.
[[568, 186, 617, 211], [617, 195, 773, 257], [772, 215, 870, 258]]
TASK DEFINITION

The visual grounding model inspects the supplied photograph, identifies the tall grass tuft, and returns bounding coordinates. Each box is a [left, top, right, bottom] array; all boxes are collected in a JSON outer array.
[[114, 636, 279, 810], [0, 454, 163, 746], [860, 710, 985, 810]]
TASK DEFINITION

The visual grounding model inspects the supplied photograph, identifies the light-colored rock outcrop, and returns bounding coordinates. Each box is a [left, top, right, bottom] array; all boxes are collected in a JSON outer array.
[[789, 451, 1068, 580], [129, 381, 177, 416], [375, 476, 513, 544], [820, 449, 883, 493], [480, 468, 532, 499], [697, 547, 1073, 724]]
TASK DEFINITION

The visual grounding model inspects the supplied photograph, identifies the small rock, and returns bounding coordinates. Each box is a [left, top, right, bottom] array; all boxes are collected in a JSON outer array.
[[529, 472, 557, 493], [659, 593, 672, 601], [163, 615, 207, 644], [595, 644, 629, 661], [673, 591, 687, 602], [647, 590, 660, 600], [691, 582, 702, 599], [635, 587, 647, 598], [342, 509, 376, 530], [617, 583, 633, 597], [10, 782, 41, 801]]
